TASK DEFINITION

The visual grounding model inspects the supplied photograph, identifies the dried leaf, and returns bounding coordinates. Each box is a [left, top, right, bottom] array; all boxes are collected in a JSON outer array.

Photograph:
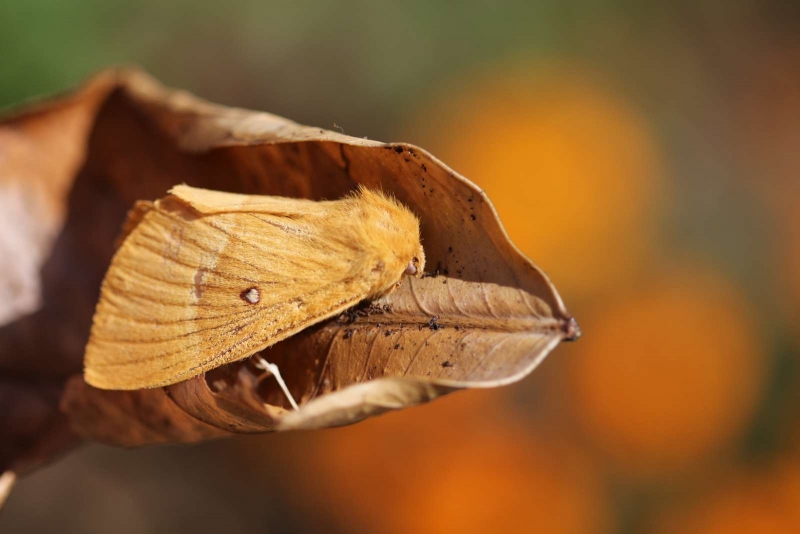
[[0, 471, 16, 508], [1, 69, 578, 457]]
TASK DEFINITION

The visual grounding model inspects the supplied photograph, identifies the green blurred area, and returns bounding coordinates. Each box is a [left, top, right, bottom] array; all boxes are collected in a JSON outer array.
[[8, 0, 786, 137], [3, 1, 800, 533], [2, 0, 569, 132]]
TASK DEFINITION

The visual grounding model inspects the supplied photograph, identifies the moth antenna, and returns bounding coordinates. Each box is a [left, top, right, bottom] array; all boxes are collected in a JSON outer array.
[[255, 357, 299, 411]]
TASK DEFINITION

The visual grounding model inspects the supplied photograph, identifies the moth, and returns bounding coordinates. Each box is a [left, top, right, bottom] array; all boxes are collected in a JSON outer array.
[[84, 185, 425, 391]]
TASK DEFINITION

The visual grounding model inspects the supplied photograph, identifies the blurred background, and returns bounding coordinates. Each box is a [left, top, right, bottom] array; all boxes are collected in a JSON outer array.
[[2, 1, 800, 532]]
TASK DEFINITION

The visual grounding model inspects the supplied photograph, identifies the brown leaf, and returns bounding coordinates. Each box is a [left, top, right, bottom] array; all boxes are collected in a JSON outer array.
[[1, 69, 578, 457]]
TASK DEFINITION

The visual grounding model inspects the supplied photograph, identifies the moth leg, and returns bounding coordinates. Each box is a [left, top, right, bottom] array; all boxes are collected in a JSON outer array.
[[254, 357, 299, 411]]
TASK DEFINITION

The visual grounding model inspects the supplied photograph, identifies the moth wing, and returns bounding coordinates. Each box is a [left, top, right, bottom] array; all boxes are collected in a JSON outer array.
[[114, 200, 153, 248], [168, 184, 325, 216], [84, 194, 373, 390]]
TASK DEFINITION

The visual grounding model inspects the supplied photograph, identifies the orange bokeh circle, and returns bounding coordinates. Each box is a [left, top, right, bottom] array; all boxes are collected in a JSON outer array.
[[648, 459, 800, 533], [409, 63, 665, 299], [287, 390, 611, 534], [565, 264, 766, 476]]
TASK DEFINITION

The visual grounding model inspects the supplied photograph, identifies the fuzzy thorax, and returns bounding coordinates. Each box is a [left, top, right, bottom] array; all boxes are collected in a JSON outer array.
[[345, 187, 425, 297]]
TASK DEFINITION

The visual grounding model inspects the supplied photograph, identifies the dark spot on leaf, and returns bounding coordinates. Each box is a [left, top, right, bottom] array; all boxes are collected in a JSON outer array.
[[338, 301, 392, 323], [423, 261, 447, 279], [422, 268, 440, 279]]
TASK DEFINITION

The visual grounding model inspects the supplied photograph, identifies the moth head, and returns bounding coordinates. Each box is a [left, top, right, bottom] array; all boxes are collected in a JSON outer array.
[[355, 187, 425, 296]]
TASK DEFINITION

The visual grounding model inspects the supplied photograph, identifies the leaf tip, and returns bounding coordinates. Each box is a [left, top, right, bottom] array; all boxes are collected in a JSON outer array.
[[563, 316, 582, 342]]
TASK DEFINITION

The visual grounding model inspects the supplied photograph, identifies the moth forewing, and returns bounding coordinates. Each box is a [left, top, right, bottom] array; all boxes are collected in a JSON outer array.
[[83, 186, 425, 390]]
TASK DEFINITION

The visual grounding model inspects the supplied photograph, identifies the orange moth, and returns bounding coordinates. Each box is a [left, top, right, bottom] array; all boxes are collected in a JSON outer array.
[[84, 185, 425, 391]]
